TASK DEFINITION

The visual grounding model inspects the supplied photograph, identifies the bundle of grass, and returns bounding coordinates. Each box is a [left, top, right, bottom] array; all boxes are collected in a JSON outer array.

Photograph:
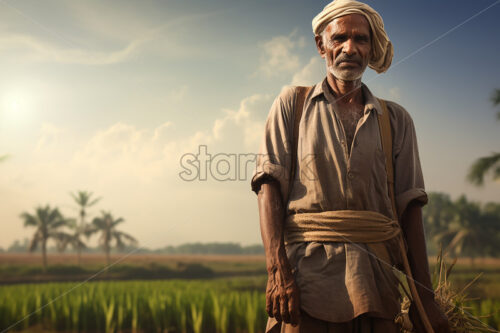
[[396, 248, 498, 332]]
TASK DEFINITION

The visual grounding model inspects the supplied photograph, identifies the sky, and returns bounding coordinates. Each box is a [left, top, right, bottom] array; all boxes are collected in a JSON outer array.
[[0, 0, 499, 249]]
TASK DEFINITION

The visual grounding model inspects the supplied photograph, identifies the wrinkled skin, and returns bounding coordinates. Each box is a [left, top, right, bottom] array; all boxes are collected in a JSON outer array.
[[257, 180, 301, 326], [265, 262, 301, 325], [316, 14, 371, 82], [257, 12, 451, 332], [315, 14, 371, 104]]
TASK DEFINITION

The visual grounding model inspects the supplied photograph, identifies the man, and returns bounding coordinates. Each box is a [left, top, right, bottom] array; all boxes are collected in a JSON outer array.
[[251, 1, 451, 332]]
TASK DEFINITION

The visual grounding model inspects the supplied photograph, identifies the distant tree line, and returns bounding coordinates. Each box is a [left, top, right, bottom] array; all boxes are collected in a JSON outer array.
[[0, 241, 265, 255], [160, 242, 265, 255], [423, 192, 500, 258]]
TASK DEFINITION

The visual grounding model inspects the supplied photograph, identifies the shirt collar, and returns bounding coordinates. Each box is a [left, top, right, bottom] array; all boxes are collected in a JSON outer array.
[[362, 84, 383, 116], [310, 77, 383, 116]]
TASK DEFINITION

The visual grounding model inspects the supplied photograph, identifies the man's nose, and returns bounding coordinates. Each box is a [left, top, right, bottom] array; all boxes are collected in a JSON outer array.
[[342, 38, 356, 56]]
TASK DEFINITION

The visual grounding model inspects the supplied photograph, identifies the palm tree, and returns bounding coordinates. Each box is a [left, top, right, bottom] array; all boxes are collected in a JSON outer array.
[[54, 219, 88, 256], [479, 202, 500, 257], [20, 205, 71, 271], [467, 89, 500, 186], [433, 195, 497, 263], [422, 193, 454, 236], [87, 211, 137, 266], [70, 190, 101, 265]]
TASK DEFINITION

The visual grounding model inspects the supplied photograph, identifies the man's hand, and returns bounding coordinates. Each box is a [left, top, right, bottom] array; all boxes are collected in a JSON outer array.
[[425, 298, 451, 333], [409, 297, 451, 333], [266, 265, 301, 326]]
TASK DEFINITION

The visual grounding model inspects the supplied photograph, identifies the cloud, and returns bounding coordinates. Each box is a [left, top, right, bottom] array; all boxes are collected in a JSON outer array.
[[212, 93, 271, 151], [291, 56, 325, 86], [152, 122, 173, 141], [0, 32, 149, 65], [35, 122, 67, 152], [255, 31, 305, 78], [17, 92, 271, 190], [0, 3, 225, 65], [70, 122, 178, 184]]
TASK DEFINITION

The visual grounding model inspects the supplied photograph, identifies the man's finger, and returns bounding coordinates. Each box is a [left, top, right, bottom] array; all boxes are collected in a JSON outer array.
[[265, 279, 276, 317], [288, 293, 301, 326], [273, 294, 282, 322], [266, 293, 274, 317], [280, 294, 290, 323]]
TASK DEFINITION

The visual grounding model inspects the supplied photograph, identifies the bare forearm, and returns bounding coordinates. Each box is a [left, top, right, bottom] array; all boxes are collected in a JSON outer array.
[[257, 180, 301, 324], [257, 181, 292, 274], [401, 201, 452, 332], [401, 201, 434, 302]]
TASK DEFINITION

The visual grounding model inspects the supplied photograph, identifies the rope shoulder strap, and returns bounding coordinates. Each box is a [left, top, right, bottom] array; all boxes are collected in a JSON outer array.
[[376, 98, 398, 220], [289, 86, 312, 201], [376, 98, 435, 333]]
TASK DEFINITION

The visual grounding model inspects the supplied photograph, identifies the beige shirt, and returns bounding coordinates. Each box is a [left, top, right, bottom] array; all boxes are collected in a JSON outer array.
[[251, 78, 428, 323]]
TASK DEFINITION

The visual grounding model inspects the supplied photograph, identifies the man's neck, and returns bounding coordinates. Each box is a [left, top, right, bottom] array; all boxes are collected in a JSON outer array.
[[326, 74, 364, 105]]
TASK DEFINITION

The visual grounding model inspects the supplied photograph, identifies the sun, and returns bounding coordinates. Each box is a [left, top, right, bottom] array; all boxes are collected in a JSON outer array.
[[7, 97, 21, 111], [1, 88, 34, 124], [3, 90, 26, 112]]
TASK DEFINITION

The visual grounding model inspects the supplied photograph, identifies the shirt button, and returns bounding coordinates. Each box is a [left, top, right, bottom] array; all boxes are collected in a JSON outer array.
[[348, 172, 354, 179]]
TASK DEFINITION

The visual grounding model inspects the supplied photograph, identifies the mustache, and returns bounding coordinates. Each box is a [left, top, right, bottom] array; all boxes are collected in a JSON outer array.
[[335, 55, 362, 65]]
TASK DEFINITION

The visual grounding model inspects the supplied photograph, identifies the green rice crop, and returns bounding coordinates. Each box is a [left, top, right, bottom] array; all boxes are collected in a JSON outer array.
[[0, 277, 267, 332], [0, 276, 498, 332]]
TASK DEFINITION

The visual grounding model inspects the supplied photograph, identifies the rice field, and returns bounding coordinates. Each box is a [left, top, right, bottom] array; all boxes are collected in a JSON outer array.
[[1, 277, 499, 333], [0, 254, 499, 332], [0, 277, 268, 333]]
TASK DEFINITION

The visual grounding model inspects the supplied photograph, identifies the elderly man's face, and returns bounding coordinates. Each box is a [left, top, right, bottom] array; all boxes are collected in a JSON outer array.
[[315, 14, 372, 81]]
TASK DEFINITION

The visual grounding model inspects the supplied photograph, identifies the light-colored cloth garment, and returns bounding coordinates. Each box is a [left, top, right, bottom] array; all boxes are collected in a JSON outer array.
[[251, 78, 428, 327], [311, 0, 393, 73]]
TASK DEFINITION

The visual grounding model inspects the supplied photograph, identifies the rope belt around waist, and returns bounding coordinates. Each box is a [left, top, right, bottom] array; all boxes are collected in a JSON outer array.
[[284, 210, 435, 333], [284, 210, 401, 245]]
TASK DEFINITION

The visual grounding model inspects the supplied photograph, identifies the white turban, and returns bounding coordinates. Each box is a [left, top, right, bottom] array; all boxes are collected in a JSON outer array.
[[312, 0, 393, 73]]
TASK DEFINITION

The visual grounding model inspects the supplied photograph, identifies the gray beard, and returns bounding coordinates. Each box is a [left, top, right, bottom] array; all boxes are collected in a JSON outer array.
[[327, 64, 364, 81]]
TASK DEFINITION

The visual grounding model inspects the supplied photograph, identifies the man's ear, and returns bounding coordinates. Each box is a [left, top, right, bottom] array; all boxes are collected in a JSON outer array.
[[315, 35, 326, 58]]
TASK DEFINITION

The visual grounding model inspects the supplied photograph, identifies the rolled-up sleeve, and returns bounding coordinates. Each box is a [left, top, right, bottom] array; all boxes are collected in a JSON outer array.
[[250, 86, 295, 198], [390, 102, 428, 219]]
